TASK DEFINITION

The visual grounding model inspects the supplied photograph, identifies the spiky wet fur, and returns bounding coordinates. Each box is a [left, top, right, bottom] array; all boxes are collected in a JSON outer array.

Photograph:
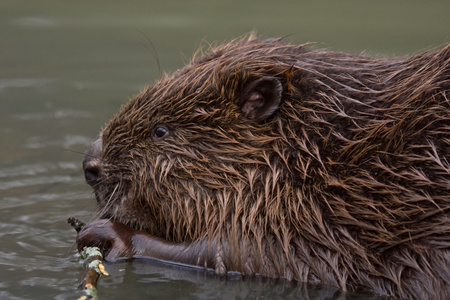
[[94, 34, 449, 299]]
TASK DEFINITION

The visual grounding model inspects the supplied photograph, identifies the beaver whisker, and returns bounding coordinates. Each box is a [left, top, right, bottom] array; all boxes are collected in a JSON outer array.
[[98, 181, 121, 218], [88, 177, 108, 191], [137, 30, 162, 78], [61, 148, 91, 157]]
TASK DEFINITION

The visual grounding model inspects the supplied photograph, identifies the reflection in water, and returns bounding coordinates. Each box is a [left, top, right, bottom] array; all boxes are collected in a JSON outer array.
[[97, 259, 383, 300]]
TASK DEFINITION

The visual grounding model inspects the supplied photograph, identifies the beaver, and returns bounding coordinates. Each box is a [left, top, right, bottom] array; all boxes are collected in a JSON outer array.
[[77, 34, 450, 299]]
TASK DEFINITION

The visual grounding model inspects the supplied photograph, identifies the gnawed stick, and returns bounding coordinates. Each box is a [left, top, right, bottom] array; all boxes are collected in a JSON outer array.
[[68, 216, 85, 233], [68, 217, 109, 300]]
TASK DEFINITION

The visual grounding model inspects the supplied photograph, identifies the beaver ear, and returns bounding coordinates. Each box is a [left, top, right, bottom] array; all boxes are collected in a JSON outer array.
[[240, 77, 282, 121]]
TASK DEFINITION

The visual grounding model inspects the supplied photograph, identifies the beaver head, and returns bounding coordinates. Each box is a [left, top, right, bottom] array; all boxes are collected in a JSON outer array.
[[83, 36, 312, 239], [82, 34, 450, 298]]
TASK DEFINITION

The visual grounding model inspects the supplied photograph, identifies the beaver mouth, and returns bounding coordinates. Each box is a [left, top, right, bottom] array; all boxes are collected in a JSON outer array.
[[92, 189, 155, 234], [93, 192, 103, 206]]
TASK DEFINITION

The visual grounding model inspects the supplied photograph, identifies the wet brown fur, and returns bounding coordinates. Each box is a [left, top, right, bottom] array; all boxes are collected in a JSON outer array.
[[89, 34, 450, 299]]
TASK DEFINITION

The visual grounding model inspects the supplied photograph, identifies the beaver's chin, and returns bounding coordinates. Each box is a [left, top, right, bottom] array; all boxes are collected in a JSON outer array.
[[98, 210, 146, 232], [96, 202, 157, 236], [92, 186, 163, 236]]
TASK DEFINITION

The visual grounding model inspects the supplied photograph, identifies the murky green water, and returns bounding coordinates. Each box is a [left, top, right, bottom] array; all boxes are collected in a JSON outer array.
[[1, 1, 448, 299]]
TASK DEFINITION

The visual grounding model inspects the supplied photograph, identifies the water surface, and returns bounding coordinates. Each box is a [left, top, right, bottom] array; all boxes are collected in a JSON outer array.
[[0, 1, 449, 299]]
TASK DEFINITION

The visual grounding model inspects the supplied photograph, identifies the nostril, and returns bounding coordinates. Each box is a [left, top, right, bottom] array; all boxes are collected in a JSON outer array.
[[83, 138, 102, 186], [84, 164, 100, 184]]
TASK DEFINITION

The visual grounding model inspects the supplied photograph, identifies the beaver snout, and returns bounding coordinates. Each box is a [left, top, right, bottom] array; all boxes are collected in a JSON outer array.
[[83, 138, 102, 187]]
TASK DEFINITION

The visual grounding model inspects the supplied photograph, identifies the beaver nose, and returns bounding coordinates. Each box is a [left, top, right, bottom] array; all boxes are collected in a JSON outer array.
[[83, 138, 102, 187]]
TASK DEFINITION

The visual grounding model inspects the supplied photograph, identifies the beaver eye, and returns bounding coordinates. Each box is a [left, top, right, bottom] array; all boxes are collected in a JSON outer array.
[[151, 125, 169, 141]]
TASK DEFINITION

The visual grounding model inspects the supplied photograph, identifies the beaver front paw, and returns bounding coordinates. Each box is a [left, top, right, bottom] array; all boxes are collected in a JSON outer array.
[[76, 219, 136, 261]]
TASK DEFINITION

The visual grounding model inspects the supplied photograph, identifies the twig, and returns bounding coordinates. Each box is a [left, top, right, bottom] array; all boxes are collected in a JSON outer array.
[[68, 217, 109, 300], [68, 216, 85, 233]]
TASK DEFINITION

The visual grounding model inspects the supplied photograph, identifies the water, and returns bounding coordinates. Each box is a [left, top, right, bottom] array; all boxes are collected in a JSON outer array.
[[0, 1, 449, 299]]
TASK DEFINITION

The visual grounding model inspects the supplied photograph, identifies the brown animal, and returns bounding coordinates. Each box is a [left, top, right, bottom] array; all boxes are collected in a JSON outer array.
[[78, 34, 450, 299]]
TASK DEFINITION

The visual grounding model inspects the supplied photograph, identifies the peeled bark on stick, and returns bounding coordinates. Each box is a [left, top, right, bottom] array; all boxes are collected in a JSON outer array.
[[68, 217, 109, 300]]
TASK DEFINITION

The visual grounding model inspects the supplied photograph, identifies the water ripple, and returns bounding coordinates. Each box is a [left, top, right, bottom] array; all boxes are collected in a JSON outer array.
[[14, 109, 93, 121], [0, 78, 53, 91], [25, 135, 93, 149], [11, 17, 60, 28]]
